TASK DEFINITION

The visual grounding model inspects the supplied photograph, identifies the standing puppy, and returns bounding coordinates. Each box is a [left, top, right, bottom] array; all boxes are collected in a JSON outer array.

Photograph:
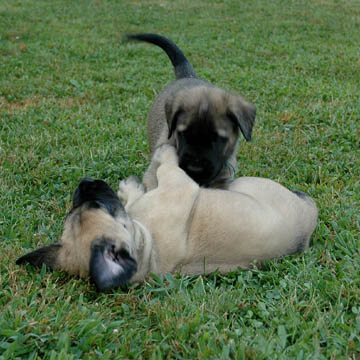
[[127, 33, 256, 190]]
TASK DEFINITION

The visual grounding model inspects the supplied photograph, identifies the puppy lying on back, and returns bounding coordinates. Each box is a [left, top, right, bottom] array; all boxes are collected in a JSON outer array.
[[17, 146, 318, 292], [127, 33, 256, 190]]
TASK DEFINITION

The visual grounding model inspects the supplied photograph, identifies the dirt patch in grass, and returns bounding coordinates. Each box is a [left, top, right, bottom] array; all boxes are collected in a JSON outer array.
[[0, 97, 85, 114]]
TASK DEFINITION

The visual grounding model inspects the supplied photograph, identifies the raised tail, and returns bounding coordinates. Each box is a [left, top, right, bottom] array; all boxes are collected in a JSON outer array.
[[126, 33, 197, 80]]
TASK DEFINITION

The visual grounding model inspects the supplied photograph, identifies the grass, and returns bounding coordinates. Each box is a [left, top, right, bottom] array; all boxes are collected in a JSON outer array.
[[0, 0, 359, 358]]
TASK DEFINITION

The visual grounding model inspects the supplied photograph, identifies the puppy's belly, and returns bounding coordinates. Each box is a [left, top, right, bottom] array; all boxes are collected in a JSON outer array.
[[186, 190, 302, 265]]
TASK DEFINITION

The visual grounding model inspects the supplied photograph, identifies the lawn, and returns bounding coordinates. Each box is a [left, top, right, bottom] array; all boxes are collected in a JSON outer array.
[[0, 0, 359, 358]]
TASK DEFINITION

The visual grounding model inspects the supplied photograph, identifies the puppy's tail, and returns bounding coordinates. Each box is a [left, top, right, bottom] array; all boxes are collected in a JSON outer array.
[[292, 190, 318, 240], [126, 33, 198, 80]]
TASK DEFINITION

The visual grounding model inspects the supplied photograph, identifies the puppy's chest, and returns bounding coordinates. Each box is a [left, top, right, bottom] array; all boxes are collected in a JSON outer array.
[[129, 191, 198, 270], [130, 193, 193, 236]]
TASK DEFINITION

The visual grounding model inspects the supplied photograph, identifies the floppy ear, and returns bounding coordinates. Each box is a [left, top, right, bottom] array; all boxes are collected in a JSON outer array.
[[90, 237, 137, 292], [227, 97, 256, 142], [165, 97, 183, 139], [16, 244, 62, 270]]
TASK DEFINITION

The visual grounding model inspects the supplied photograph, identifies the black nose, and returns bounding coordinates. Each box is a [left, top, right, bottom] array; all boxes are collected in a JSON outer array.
[[186, 163, 204, 174], [181, 155, 211, 174]]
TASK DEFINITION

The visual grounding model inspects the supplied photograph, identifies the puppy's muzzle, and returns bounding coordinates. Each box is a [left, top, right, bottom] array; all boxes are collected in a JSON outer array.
[[90, 238, 137, 292], [179, 154, 222, 187]]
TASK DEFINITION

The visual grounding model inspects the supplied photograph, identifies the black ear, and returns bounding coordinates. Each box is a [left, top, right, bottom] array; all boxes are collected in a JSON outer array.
[[73, 178, 122, 216], [227, 99, 256, 142], [90, 238, 137, 292], [165, 97, 183, 139], [16, 244, 61, 270]]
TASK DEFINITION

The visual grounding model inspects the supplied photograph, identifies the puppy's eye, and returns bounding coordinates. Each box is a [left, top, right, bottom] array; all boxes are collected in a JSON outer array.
[[216, 129, 228, 138], [207, 131, 226, 144], [177, 127, 187, 135]]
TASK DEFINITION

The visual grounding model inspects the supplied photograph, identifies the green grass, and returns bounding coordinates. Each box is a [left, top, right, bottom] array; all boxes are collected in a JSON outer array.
[[1, 0, 359, 358]]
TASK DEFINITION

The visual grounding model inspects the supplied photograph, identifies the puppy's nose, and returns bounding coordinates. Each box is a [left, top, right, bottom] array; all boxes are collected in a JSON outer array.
[[186, 164, 204, 174]]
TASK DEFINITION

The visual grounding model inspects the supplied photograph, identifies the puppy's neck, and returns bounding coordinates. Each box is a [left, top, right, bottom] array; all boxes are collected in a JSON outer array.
[[131, 220, 158, 282]]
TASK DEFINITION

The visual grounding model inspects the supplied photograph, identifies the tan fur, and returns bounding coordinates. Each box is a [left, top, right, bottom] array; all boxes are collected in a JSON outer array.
[[121, 146, 318, 279], [56, 207, 135, 277], [54, 145, 317, 284], [143, 82, 255, 190]]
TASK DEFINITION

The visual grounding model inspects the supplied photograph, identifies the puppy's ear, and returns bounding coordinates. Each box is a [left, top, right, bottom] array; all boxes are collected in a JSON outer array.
[[165, 97, 183, 139], [90, 237, 137, 292], [227, 97, 256, 142], [16, 244, 61, 270]]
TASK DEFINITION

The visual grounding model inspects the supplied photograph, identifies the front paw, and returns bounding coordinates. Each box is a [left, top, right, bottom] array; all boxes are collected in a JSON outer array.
[[118, 176, 145, 204], [153, 144, 178, 165]]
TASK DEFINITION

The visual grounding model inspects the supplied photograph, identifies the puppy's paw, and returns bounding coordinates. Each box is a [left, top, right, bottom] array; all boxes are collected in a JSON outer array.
[[153, 144, 178, 165], [118, 176, 145, 206]]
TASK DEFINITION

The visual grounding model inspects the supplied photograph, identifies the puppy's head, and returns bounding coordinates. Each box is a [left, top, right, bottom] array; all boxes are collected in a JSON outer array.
[[16, 178, 138, 292], [165, 86, 256, 186]]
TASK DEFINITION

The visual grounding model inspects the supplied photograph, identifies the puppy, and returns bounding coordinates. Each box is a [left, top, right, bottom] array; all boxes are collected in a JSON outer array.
[[16, 178, 139, 291], [17, 146, 318, 292], [127, 33, 256, 190]]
